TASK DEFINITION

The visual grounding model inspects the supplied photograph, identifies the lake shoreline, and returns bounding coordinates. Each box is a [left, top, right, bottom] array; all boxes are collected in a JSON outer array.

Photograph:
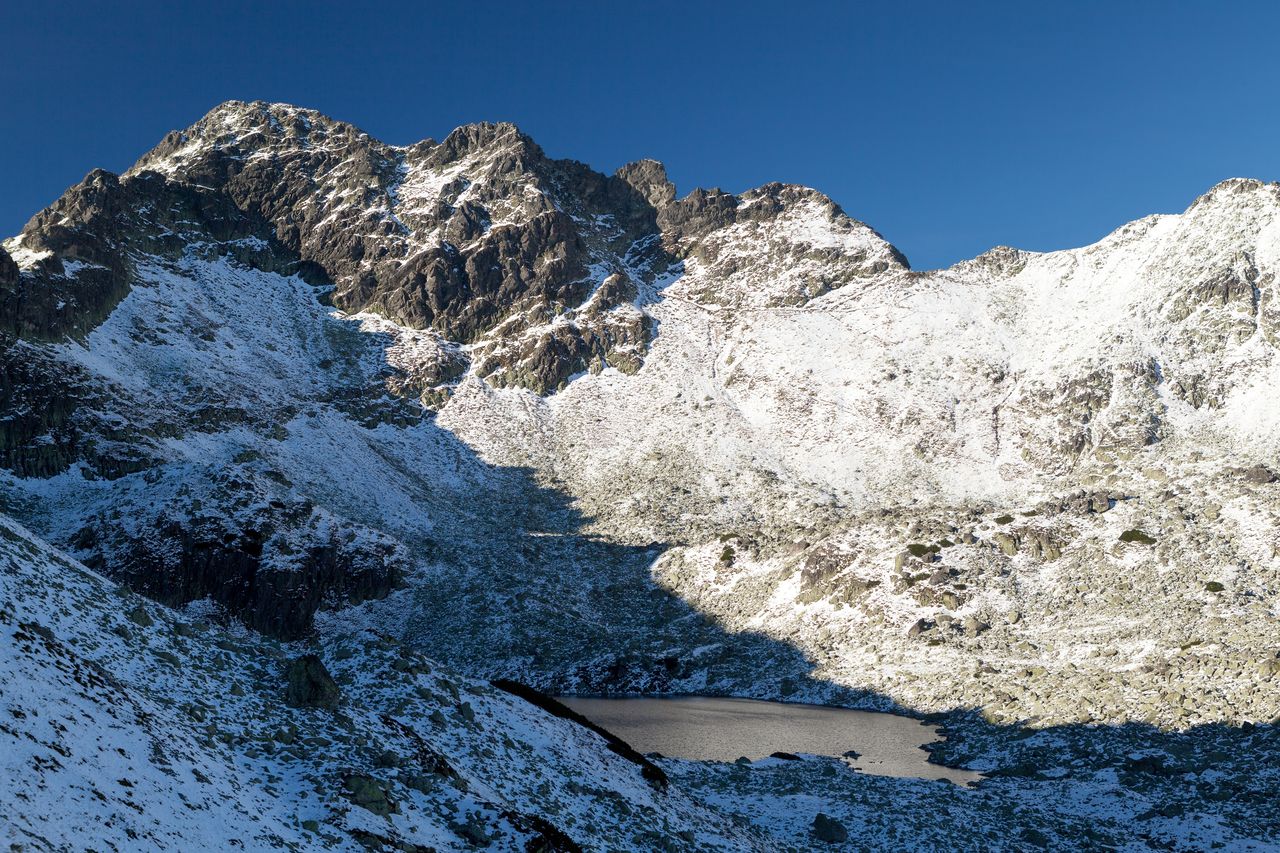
[[556, 694, 984, 786]]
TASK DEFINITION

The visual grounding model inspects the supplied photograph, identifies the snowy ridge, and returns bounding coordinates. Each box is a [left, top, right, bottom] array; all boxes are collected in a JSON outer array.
[[668, 185, 906, 308], [461, 176, 1280, 519]]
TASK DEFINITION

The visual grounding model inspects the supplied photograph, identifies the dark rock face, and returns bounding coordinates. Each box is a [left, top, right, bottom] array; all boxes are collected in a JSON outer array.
[[74, 486, 403, 640], [656, 186, 739, 245], [286, 654, 341, 710], [0, 247, 16, 289], [614, 159, 677, 210], [124, 102, 678, 395], [6, 168, 297, 343], [356, 208, 591, 342], [1, 170, 131, 341], [0, 343, 86, 476]]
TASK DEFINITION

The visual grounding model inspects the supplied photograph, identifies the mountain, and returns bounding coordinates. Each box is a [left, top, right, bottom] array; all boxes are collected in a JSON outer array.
[[1, 100, 1278, 850]]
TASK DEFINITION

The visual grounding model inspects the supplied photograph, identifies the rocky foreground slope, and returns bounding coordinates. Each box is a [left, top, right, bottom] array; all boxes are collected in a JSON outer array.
[[2, 100, 1279, 850], [8, 509, 1275, 851]]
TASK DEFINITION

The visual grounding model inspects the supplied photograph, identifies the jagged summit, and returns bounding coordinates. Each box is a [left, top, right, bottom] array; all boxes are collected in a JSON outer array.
[[614, 158, 677, 208], [13, 100, 912, 395], [140, 99, 532, 158], [1188, 176, 1280, 210]]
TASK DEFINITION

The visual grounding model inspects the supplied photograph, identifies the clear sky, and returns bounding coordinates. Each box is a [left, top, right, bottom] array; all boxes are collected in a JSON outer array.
[[3, 0, 1278, 269]]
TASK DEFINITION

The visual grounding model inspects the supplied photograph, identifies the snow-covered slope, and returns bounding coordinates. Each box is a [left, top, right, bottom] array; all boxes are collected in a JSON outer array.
[[435, 176, 1280, 728], [6, 509, 1278, 851], [447, 177, 1280, 519], [0, 511, 773, 850], [2, 99, 1276, 719]]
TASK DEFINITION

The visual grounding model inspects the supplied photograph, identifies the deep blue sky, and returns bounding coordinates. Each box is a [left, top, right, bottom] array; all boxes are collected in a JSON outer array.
[[2, 1, 1277, 269]]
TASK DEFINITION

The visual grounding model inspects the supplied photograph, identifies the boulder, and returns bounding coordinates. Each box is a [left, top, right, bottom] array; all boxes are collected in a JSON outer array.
[[343, 774, 396, 816], [812, 813, 849, 844], [125, 603, 154, 627], [1243, 465, 1277, 484], [907, 618, 932, 638], [285, 654, 341, 710], [992, 532, 1019, 556], [1024, 531, 1061, 561]]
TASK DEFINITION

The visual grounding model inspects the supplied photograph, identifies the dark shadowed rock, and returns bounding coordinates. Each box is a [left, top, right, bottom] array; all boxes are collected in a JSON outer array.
[[79, 491, 403, 640], [342, 773, 395, 815], [0, 247, 16, 289], [0, 343, 88, 477], [812, 812, 849, 843], [499, 809, 583, 853], [285, 654, 340, 710], [8, 168, 298, 343], [908, 618, 932, 638]]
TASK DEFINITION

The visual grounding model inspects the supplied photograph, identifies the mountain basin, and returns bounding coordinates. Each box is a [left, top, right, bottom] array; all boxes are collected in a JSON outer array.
[[557, 695, 982, 786]]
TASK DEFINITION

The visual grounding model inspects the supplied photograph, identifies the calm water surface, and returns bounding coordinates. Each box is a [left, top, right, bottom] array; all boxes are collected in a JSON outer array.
[[558, 696, 981, 785]]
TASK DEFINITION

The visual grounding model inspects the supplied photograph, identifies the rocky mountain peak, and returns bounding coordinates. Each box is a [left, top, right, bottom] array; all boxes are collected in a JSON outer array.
[[1188, 176, 1280, 212], [131, 100, 377, 173], [614, 159, 677, 209], [654, 180, 910, 307], [428, 120, 537, 163], [949, 244, 1030, 278], [104, 103, 682, 396], [13, 102, 930, 396]]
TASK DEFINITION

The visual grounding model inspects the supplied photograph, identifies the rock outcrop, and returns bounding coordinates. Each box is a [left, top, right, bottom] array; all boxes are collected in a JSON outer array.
[[126, 103, 681, 396], [285, 654, 342, 710]]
